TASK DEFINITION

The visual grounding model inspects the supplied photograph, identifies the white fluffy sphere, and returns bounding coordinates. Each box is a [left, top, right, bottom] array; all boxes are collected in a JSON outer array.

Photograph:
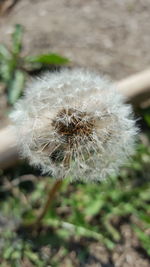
[[11, 69, 138, 182]]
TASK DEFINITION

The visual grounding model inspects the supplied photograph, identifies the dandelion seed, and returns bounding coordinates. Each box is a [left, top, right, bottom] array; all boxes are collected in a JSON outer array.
[[11, 69, 138, 182]]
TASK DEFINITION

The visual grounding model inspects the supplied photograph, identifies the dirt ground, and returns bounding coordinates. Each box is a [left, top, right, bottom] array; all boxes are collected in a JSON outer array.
[[0, 0, 150, 81], [0, 0, 150, 266], [48, 224, 150, 267]]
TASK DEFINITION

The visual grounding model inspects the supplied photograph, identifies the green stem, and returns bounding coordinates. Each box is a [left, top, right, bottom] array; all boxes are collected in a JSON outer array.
[[34, 179, 63, 226]]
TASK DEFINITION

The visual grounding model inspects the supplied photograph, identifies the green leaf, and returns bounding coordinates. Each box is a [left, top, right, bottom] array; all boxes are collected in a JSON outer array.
[[0, 60, 13, 82], [84, 198, 104, 216], [103, 218, 120, 241], [26, 53, 69, 65], [3, 246, 14, 259], [12, 24, 23, 55], [25, 250, 43, 266], [11, 250, 22, 260], [133, 225, 150, 255], [8, 70, 25, 104], [0, 44, 11, 60], [144, 113, 150, 127]]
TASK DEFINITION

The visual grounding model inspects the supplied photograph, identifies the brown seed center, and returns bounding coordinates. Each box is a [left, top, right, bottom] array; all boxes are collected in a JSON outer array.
[[52, 108, 94, 144]]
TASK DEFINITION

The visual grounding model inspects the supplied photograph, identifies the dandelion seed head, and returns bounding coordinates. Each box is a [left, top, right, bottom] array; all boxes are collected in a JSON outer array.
[[11, 68, 138, 181]]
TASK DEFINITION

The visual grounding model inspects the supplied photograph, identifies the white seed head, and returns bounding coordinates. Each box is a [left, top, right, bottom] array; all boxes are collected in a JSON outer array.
[[11, 68, 138, 182]]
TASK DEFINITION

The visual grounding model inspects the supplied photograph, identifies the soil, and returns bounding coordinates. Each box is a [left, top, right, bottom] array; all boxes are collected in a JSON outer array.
[[0, 0, 150, 266], [53, 224, 150, 267], [0, 0, 150, 81]]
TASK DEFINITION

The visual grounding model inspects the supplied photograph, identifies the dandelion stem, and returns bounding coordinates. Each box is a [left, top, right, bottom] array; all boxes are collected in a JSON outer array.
[[33, 154, 70, 228], [34, 179, 63, 226]]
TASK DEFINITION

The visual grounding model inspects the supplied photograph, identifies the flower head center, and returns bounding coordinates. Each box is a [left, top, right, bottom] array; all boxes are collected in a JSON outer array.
[[52, 108, 94, 144]]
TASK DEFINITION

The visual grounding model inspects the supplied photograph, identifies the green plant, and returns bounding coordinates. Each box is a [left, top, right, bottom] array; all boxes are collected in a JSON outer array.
[[0, 141, 149, 267], [0, 24, 69, 105]]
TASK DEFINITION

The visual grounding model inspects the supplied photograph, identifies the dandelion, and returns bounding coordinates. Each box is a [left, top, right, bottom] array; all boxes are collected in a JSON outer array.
[[11, 68, 138, 182]]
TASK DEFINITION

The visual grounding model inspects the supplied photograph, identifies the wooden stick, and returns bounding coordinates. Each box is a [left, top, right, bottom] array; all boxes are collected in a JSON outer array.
[[0, 68, 150, 170], [0, 126, 19, 169], [116, 69, 150, 105]]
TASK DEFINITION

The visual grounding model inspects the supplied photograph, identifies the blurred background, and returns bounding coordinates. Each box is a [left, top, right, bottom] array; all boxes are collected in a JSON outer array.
[[0, 1, 150, 266]]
